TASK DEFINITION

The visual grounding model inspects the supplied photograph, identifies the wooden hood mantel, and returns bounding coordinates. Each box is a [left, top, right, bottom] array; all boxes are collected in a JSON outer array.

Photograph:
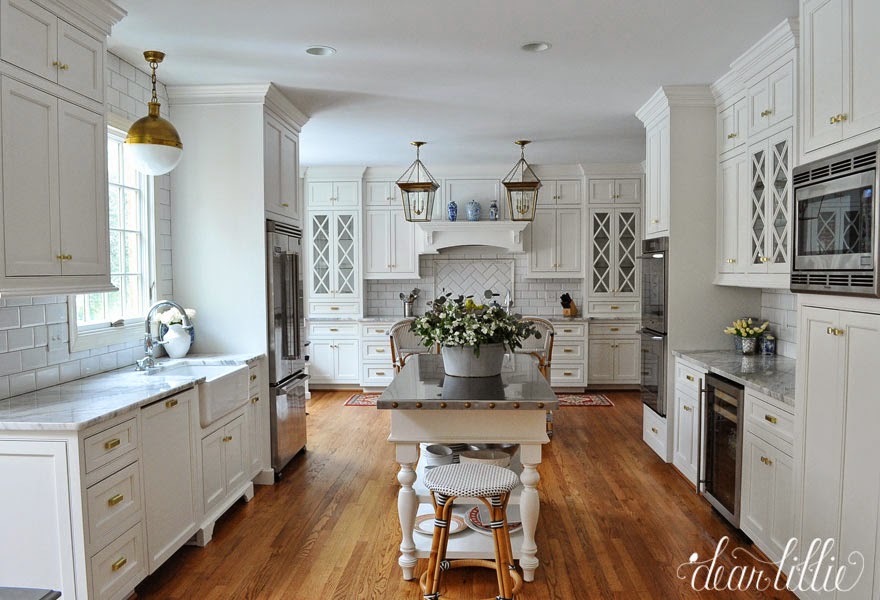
[[417, 221, 530, 254]]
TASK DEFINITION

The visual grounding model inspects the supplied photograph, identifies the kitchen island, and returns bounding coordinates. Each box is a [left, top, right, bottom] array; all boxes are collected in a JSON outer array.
[[378, 353, 558, 583]]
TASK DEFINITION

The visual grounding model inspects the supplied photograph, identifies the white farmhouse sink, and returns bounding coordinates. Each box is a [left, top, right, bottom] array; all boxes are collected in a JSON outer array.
[[153, 364, 249, 428]]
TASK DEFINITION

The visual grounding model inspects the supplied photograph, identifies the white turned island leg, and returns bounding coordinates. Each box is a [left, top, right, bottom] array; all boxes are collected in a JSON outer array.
[[519, 444, 542, 582], [396, 443, 420, 580]]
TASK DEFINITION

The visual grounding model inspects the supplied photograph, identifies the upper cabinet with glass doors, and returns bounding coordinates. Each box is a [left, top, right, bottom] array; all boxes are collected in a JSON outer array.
[[588, 207, 640, 298], [306, 210, 361, 317]]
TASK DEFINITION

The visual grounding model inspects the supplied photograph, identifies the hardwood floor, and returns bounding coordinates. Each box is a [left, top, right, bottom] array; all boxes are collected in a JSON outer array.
[[136, 390, 795, 599]]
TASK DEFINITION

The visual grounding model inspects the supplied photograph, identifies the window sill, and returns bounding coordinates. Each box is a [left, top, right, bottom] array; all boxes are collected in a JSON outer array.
[[69, 320, 144, 353]]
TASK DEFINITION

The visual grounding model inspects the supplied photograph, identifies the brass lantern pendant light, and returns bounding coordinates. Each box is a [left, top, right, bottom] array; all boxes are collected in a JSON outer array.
[[124, 51, 183, 176], [396, 141, 439, 222], [502, 140, 542, 221]]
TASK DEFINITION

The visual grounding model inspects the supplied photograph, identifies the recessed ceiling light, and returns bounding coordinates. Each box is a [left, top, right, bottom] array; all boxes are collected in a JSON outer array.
[[521, 41, 551, 53], [305, 45, 336, 56]]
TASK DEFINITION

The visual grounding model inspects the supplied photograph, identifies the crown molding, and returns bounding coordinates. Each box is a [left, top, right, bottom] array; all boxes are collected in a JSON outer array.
[[710, 68, 745, 105], [730, 17, 798, 80], [578, 163, 644, 177], [43, 0, 125, 36], [304, 166, 368, 180], [636, 85, 714, 126], [167, 83, 308, 130]]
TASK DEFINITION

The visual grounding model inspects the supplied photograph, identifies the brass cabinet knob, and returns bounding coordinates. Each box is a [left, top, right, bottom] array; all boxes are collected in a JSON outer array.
[[222, 435, 233, 442], [651, 427, 658, 434], [250, 374, 257, 381], [651, 219, 659, 224], [838, 113, 848, 122], [726, 258, 737, 264], [281, 203, 290, 208], [683, 405, 693, 412], [727, 133, 737, 139], [760, 256, 770, 263], [760, 109, 772, 117], [610, 327, 619, 332], [251, 396, 259, 404], [686, 375, 695, 382], [830, 115, 838, 124], [760, 456, 773, 466]]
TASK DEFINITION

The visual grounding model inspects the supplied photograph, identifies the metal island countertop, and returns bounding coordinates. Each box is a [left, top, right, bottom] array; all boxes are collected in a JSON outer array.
[[377, 353, 558, 410]]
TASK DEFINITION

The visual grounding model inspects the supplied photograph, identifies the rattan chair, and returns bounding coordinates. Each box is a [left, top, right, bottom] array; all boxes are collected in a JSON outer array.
[[389, 318, 435, 374], [514, 317, 555, 382]]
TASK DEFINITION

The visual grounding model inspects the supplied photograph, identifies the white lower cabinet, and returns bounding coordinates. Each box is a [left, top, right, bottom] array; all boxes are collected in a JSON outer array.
[[741, 430, 794, 563], [360, 322, 394, 388], [141, 389, 199, 572], [549, 321, 587, 389], [201, 413, 248, 516], [308, 320, 361, 385], [587, 321, 640, 385], [672, 359, 707, 485]]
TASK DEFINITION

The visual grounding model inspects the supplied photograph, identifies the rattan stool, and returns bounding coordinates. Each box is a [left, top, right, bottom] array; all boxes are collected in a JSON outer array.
[[420, 463, 523, 600]]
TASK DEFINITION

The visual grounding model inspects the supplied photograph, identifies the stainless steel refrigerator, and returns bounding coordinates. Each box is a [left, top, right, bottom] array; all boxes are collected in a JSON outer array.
[[266, 220, 307, 474]]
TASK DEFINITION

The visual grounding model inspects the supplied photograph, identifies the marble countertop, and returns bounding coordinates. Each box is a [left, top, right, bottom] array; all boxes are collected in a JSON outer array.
[[377, 354, 558, 410], [0, 353, 265, 432], [672, 349, 796, 407]]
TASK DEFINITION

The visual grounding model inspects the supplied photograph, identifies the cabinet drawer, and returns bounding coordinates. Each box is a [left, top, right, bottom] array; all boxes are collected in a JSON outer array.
[[554, 341, 584, 360], [361, 323, 393, 338], [589, 322, 639, 336], [309, 322, 358, 337], [86, 461, 142, 549], [643, 405, 667, 457], [587, 301, 639, 315], [248, 365, 259, 393], [90, 521, 147, 600], [746, 393, 794, 450], [84, 418, 138, 474], [675, 361, 706, 397], [362, 340, 392, 359], [551, 323, 585, 337], [550, 365, 585, 385], [308, 302, 360, 316], [362, 365, 394, 384]]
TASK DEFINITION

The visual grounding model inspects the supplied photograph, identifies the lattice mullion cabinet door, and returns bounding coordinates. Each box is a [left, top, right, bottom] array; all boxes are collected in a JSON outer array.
[[765, 128, 792, 275], [746, 140, 770, 274], [614, 208, 640, 297], [333, 211, 360, 297], [309, 212, 333, 297], [589, 208, 613, 296]]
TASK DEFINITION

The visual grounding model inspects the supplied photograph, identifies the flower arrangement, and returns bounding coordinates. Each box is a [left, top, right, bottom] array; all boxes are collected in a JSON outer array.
[[155, 306, 196, 327], [723, 318, 769, 338], [411, 291, 540, 356]]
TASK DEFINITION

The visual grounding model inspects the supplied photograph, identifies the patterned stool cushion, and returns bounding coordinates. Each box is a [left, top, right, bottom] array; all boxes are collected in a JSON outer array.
[[423, 463, 519, 498]]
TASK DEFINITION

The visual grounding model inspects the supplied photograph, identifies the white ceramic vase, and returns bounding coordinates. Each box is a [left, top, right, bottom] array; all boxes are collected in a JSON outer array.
[[162, 323, 192, 359], [441, 343, 505, 377]]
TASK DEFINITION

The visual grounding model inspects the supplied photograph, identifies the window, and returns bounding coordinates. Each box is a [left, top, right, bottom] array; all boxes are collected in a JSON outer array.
[[69, 126, 155, 351]]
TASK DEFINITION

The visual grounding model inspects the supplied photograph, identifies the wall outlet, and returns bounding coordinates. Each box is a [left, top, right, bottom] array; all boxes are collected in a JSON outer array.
[[48, 330, 65, 352]]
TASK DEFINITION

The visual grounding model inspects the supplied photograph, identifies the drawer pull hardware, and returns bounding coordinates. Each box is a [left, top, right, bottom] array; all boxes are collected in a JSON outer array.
[[563, 329, 572, 333], [760, 109, 772, 117], [108, 494, 124, 507], [55, 254, 73, 260], [563, 371, 573, 376], [760, 256, 770, 263], [830, 113, 848, 124], [686, 375, 695, 382], [329, 328, 339, 332], [651, 427, 658, 434], [165, 399, 178, 408], [281, 203, 290, 207], [376, 371, 386, 376], [222, 435, 233, 442], [250, 374, 257, 381], [683, 405, 693, 412], [609, 327, 619, 332], [104, 438, 121, 450], [376, 348, 385, 353], [251, 396, 259, 404], [111, 557, 127, 572], [764, 414, 777, 424], [760, 456, 773, 466], [826, 327, 845, 336], [727, 133, 737, 139], [610, 305, 620, 310], [563, 348, 573, 353], [330, 307, 340, 311], [726, 258, 737, 264], [651, 218, 659, 224]]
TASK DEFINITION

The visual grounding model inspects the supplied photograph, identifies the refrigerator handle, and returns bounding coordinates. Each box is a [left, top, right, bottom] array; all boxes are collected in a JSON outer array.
[[281, 253, 301, 360], [696, 379, 705, 495]]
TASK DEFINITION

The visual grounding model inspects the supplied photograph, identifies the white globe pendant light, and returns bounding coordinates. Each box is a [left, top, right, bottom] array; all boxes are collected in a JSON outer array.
[[124, 51, 183, 176]]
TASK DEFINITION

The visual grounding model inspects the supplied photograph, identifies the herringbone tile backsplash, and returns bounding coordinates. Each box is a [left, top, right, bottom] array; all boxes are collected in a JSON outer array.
[[365, 247, 582, 318]]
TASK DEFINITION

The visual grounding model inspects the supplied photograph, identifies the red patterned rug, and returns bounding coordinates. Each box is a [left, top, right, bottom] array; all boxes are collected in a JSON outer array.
[[343, 392, 613, 407]]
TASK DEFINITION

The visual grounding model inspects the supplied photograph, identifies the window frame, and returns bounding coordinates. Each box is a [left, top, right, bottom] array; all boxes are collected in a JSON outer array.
[[67, 113, 158, 352]]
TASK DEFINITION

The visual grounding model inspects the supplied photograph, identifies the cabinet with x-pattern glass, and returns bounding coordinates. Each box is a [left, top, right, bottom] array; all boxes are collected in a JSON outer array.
[[307, 210, 361, 311], [746, 128, 792, 275], [588, 207, 640, 299]]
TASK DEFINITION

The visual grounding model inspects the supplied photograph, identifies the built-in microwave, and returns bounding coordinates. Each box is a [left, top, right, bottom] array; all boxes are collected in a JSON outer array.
[[791, 142, 880, 297]]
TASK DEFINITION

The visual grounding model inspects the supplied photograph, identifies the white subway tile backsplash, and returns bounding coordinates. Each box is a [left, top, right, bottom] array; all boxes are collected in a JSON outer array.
[[6, 328, 35, 351], [19, 305, 46, 327], [0, 308, 21, 330], [34, 326, 48, 347], [0, 376, 8, 400], [761, 290, 797, 358], [45, 303, 67, 324], [9, 372, 35, 396], [0, 331, 6, 353], [4, 297, 33, 307], [35, 366, 59, 389], [59, 361, 81, 383], [80, 356, 101, 377], [99, 353, 118, 372], [21, 348, 47, 371], [0, 352, 22, 376]]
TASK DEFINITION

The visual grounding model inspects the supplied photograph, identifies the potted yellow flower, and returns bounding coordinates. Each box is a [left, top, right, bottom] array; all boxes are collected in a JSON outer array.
[[723, 318, 769, 355]]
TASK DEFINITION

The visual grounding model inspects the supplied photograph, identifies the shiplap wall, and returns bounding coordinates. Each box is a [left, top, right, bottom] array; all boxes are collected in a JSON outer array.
[[0, 54, 173, 399]]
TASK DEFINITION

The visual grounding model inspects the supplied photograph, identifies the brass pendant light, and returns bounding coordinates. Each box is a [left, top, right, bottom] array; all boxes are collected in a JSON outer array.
[[502, 140, 542, 221], [396, 141, 439, 222], [124, 51, 183, 176]]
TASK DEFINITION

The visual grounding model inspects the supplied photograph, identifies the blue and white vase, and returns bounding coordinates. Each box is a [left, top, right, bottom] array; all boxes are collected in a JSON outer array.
[[466, 200, 481, 221], [488, 200, 499, 221], [447, 201, 458, 221]]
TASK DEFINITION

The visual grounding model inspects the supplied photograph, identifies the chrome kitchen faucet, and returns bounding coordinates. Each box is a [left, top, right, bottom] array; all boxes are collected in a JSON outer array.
[[136, 300, 193, 371]]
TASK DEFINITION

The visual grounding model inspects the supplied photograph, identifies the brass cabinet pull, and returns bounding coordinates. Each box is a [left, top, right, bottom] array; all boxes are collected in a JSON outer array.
[[222, 435, 233, 442], [563, 329, 573, 333], [376, 348, 385, 353], [52, 60, 61, 67], [826, 327, 845, 336], [251, 396, 259, 404], [56, 254, 73, 261], [761, 456, 773, 466], [330, 306, 340, 311], [104, 438, 121, 450], [683, 405, 693, 412], [651, 427, 658, 434], [764, 414, 778, 424], [727, 133, 737, 139], [651, 219, 659, 224], [329, 328, 339, 332], [726, 258, 737, 264], [250, 374, 257, 381], [563, 348, 573, 353], [760, 256, 770, 263], [165, 398, 178, 408], [760, 109, 772, 117], [376, 371, 386, 376], [59, 63, 69, 70], [610, 327, 619, 332], [610, 305, 620, 310], [686, 375, 695, 382], [108, 494, 124, 507], [281, 203, 290, 207], [563, 371, 573, 376], [830, 115, 839, 124], [375, 329, 384, 334], [111, 557, 127, 572]]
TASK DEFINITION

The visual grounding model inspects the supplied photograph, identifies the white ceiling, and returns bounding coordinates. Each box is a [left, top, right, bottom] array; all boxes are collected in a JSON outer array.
[[108, 0, 798, 168]]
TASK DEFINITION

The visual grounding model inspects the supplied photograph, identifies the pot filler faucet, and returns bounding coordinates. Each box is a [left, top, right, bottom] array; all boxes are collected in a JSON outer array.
[[136, 300, 193, 371]]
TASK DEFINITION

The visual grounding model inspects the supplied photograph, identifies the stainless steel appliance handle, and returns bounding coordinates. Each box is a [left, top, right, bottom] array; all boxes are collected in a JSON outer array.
[[280, 253, 301, 360], [696, 378, 704, 495], [279, 373, 310, 395]]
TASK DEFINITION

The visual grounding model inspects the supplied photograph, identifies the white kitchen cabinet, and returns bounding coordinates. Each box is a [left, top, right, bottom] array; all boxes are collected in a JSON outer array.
[[801, 0, 880, 157], [0, 74, 111, 293], [360, 322, 394, 388], [308, 331, 361, 385], [365, 180, 399, 207], [747, 61, 794, 138], [588, 208, 639, 300], [538, 178, 582, 206], [716, 153, 748, 274], [587, 321, 640, 385], [363, 205, 418, 279], [307, 210, 361, 307], [587, 339, 614, 382], [246, 363, 265, 479], [527, 206, 582, 278], [741, 430, 794, 564], [141, 389, 199, 572], [263, 112, 301, 224], [745, 128, 792, 276], [308, 179, 360, 208], [644, 119, 670, 238], [201, 413, 248, 516], [588, 178, 640, 205], [672, 359, 707, 485], [0, 0, 104, 102], [549, 321, 587, 390], [797, 304, 880, 598], [718, 98, 748, 155]]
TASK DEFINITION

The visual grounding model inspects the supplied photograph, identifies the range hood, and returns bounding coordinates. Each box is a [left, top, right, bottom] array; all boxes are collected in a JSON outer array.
[[417, 222, 530, 254]]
